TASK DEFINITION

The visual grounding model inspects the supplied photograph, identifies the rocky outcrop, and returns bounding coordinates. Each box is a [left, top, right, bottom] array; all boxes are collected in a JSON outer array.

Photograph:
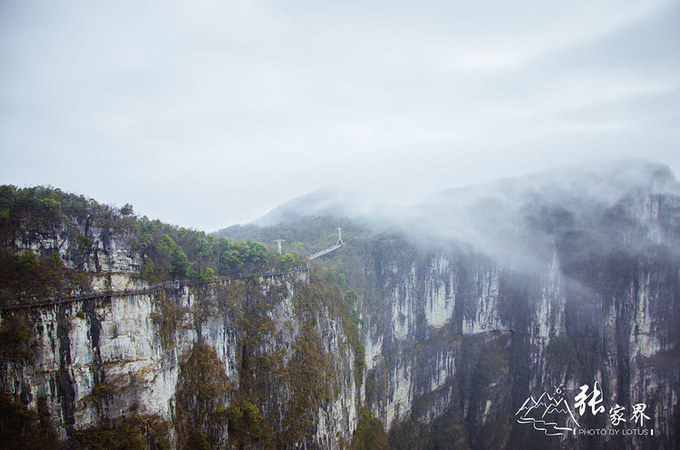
[[0, 269, 360, 447], [2, 162, 679, 448], [358, 166, 680, 448]]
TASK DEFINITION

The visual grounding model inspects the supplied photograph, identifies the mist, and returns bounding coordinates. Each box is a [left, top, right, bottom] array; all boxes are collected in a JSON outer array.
[[256, 160, 680, 276], [408, 160, 679, 255]]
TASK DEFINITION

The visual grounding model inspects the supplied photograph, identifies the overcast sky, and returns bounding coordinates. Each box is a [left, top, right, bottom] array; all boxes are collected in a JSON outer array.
[[1, 0, 679, 231]]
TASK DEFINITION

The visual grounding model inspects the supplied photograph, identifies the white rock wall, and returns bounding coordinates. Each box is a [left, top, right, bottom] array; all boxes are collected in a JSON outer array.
[[0, 270, 359, 446]]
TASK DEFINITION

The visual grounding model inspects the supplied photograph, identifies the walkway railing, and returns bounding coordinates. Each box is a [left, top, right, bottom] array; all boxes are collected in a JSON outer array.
[[0, 265, 310, 311]]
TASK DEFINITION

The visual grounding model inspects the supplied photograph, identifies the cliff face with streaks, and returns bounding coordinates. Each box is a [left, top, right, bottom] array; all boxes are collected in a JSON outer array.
[[220, 161, 680, 448], [359, 236, 679, 448], [2, 161, 680, 448], [0, 188, 360, 448], [1, 269, 360, 448]]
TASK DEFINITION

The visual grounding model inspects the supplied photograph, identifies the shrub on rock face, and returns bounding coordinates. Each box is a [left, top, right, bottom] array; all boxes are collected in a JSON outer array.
[[0, 394, 59, 448], [176, 343, 230, 448], [186, 427, 210, 450], [351, 408, 389, 450], [227, 400, 264, 445], [0, 313, 37, 362]]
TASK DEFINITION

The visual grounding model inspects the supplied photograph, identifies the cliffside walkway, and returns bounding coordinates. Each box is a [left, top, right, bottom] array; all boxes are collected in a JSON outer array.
[[0, 265, 310, 311]]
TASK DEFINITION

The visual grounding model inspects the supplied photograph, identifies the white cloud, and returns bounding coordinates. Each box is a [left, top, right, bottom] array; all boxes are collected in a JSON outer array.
[[0, 0, 678, 230]]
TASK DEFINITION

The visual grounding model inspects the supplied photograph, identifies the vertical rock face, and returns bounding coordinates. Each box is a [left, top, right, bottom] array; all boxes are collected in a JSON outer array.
[[359, 165, 680, 448], [0, 270, 359, 447], [15, 220, 141, 275], [2, 162, 679, 448]]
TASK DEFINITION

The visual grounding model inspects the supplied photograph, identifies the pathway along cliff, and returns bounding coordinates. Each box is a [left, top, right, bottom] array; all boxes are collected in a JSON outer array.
[[1, 164, 679, 448], [0, 263, 361, 448], [0, 265, 310, 311]]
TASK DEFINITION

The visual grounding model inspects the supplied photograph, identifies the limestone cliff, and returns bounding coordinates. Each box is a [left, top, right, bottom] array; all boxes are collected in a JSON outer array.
[[0, 188, 360, 448], [2, 161, 679, 448], [219, 161, 680, 448], [353, 162, 680, 449]]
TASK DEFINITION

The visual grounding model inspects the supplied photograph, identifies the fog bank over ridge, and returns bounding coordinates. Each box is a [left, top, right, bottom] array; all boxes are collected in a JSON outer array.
[[248, 159, 680, 265]]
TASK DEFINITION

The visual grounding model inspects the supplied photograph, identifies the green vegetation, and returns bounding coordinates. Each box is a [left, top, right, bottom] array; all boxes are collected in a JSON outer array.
[[0, 185, 128, 300], [0, 185, 373, 448], [421, 406, 470, 449], [119, 203, 134, 217], [200, 266, 216, 282], [0, 185, 292, 304], [387, 419, 420, 450], [215, 238, 268, 276], [150, 292, 188, 350], [0, 247, 90, 302], [69, 416, 171, 450], [219, 267, 363, 447], [0, 394, 59, 449], [365, 370, 378, 407], [279, 324, 334, 443], [299, 268, 366, 386], [175, 342, 229, 449], [280, 251, 303, 269], [83, 381, 117, 404], [218, 216, 352, 253], [351, 408, 389, 449], [185, 427, 210, 450], [0, 312, 38, 362], [227, 399, 264, 445], [468, 336, 509, 403], [545, 333, 603, 380], [222, 280, 290, 446]]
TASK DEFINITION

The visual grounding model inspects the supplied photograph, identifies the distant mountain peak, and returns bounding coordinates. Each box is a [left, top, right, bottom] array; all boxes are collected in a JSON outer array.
[[252, 187, 347, 227]]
